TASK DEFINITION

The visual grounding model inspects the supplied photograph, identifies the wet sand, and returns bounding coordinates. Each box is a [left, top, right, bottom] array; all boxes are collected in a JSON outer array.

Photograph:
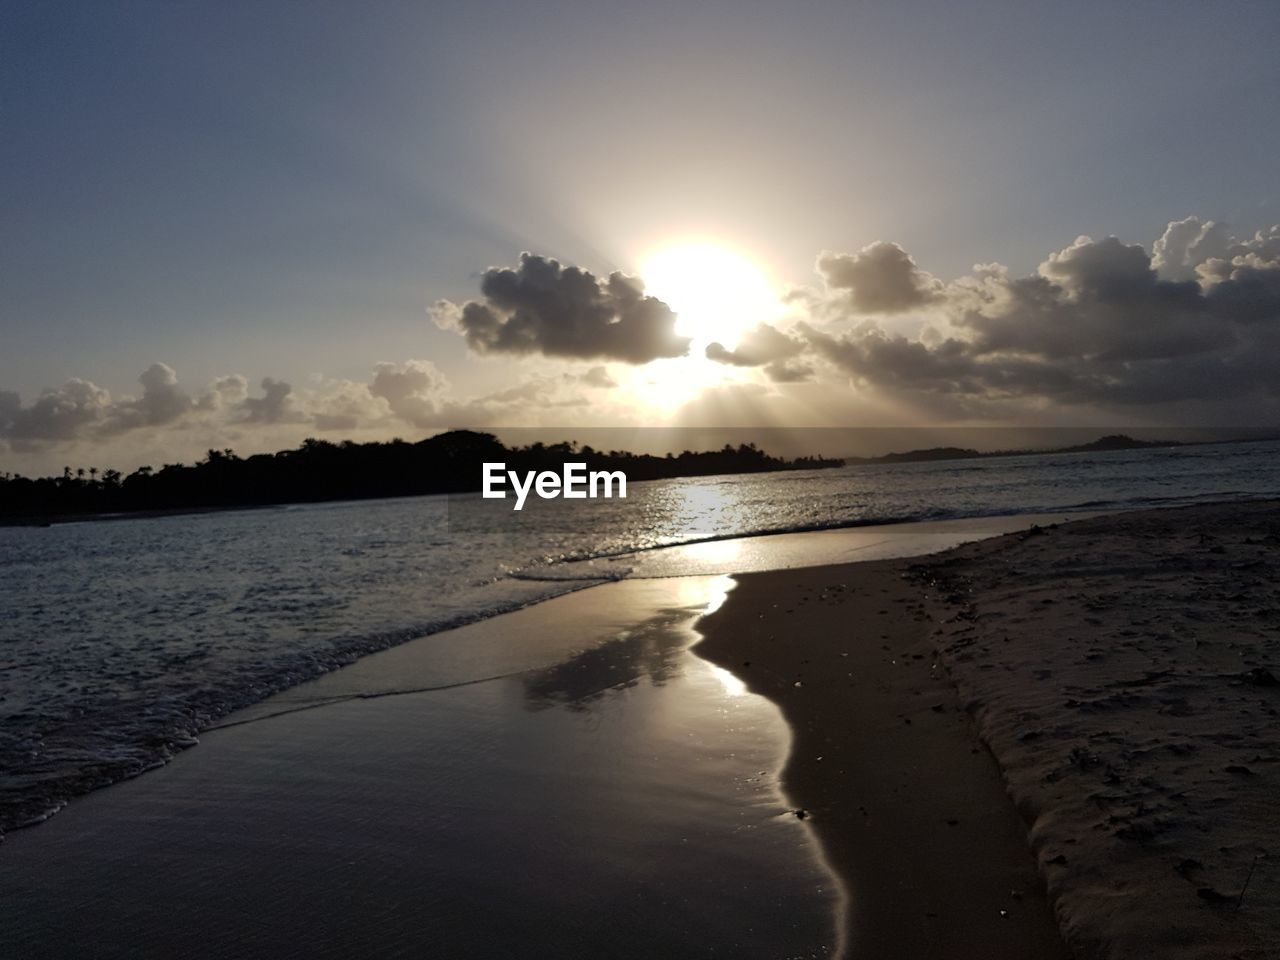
[[695, 560, 1072, 959], [0, 577, 842, 959]]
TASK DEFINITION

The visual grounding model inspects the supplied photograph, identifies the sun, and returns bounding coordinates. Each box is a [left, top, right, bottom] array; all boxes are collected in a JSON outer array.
[[639, 242, 781, 352]]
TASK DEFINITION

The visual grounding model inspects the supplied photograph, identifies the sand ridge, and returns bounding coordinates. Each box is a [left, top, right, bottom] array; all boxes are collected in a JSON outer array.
[[916, 501, 1280, 959]]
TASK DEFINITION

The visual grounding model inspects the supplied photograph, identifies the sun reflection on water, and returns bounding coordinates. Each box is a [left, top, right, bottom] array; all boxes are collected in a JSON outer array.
[[702, 573, 736, 615], [707, 663, 747, 697]]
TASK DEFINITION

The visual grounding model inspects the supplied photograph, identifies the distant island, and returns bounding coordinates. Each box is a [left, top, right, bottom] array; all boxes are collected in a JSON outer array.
[[0, 431, 842, 524], [843, 433, 1180, 465]]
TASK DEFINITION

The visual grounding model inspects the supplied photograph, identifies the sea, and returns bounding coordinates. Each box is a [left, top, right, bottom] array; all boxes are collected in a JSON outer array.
[[2, 439, 1277, 837]]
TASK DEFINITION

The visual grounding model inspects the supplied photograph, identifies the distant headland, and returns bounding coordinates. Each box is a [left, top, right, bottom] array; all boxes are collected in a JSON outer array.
[[844, 433, 1181, 465]]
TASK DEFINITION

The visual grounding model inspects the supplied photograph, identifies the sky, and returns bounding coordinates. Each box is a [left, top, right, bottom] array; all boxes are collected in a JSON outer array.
[[3, 0, 1280, 473]]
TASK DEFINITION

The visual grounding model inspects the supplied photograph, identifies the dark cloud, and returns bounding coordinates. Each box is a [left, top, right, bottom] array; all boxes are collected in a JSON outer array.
[[705, 323, 813, 382], [1040, 235, 1158, 300], [803, 323, 982, 393], [816, 241, 941, 314], [1201, 253, 1280, 325], [0, 391, 19, 429], [434, 253, 690, 363], [801, 225, 1280, 408], [705, 323, 802, 366], [958, 237, 1227, 363], [762, 358, 815, 383]]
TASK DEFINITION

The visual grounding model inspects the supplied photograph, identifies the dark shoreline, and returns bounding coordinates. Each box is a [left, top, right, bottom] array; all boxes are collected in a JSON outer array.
[[694, 558, 1071, 959], [0, 502, 288, 528]]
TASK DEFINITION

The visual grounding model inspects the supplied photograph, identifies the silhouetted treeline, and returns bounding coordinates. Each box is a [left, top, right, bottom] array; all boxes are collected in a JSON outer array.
[[0, 430, 842, 524]]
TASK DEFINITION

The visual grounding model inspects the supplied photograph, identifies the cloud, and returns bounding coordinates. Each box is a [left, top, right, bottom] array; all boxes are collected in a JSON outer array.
[[6, 217, 1280, 467], [1198, 230, 1280, 325], [368, 359, 447, 427], [578, 365, 617, 388], [762, 358, 815, 383], [705, 323, 813, 382], [803, 322, 988, 393], [205, 375, 249, 409], [0, 367, 310, 443], [103, 362, 195, 434], [0, 391, 19, 430], [476, 377, 589, 409], [310, 380, 391, 432], [798, 223, 1280, 409], [815, 241, 942, 314], [957, 236, 1228, 363], [0, 365, 252, 446], [434, 252, 690, 363], [705, 323, 801, 366], [0, 356, 624, 460], [2, 378, 113, 441], [1152, 217, 1232, 281], [240, 377, 300, 424]]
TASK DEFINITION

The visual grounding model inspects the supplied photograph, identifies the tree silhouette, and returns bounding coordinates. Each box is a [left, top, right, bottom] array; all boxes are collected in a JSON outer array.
[[0, 430, 843, 523]]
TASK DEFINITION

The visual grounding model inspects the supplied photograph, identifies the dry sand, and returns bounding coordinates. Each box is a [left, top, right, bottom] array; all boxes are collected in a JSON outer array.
[[918, 501, 1280, 959], [697, 499, 1280, 959]]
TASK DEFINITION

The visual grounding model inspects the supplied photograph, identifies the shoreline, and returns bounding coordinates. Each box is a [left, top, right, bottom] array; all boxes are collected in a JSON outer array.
[[0, 508, 1094, 839], [694, 559, 1071, 959], [696, 499, 1280, 958], [3, 500, 1277, 957], [0, 577, 845, 958]]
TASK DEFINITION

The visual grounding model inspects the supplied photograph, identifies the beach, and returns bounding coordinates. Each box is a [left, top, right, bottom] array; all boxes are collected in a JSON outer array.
[[700, 500, 1280, 958], [1, 501, 1277, 957], [10, 5, 1280, 957]]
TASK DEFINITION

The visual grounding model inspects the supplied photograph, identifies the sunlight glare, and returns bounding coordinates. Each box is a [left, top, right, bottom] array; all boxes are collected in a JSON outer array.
[[708, 663, 747, 697], [640, 243, 781, 352], [702, 573, 737, 615]]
